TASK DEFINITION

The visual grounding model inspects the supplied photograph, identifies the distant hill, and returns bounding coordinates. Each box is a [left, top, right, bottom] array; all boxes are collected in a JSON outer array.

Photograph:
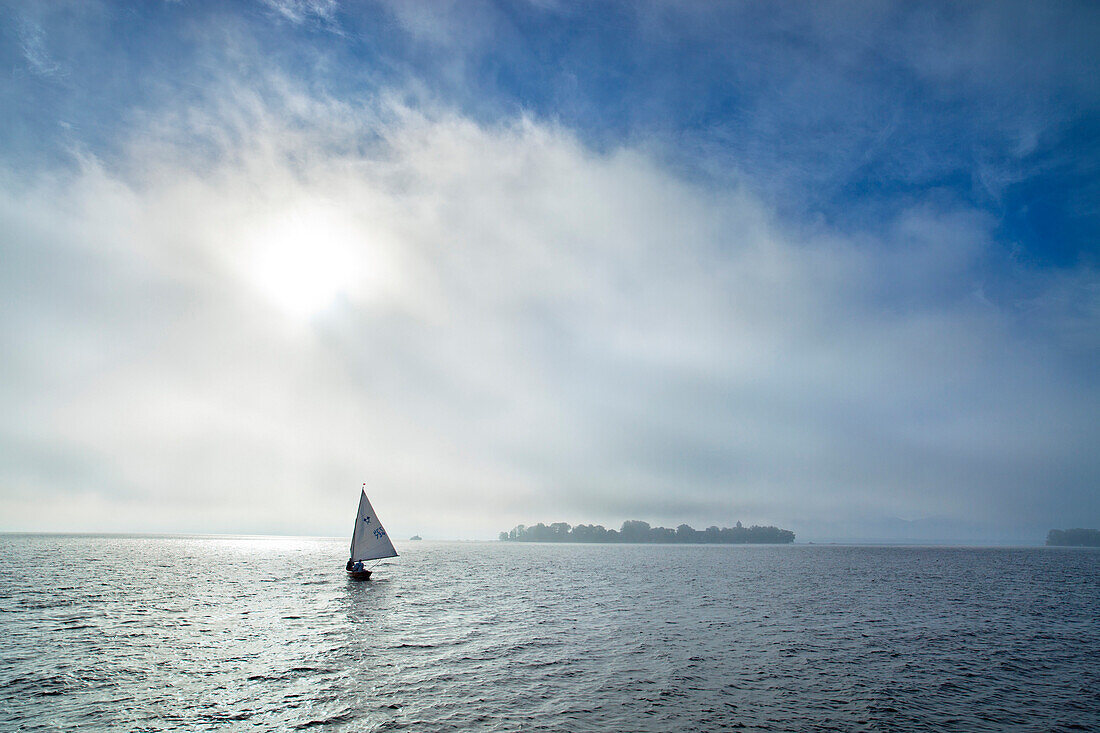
[[499, 520, 794, 544], [1046, 528, 1100, 547]]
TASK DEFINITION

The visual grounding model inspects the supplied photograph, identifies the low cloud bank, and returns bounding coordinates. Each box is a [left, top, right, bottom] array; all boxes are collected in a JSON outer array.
[[1, 80, 1096, 540]]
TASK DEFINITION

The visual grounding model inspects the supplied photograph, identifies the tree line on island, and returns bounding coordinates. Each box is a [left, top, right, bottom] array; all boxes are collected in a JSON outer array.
[[1046, 528, 1100, 547], [499, 519, 795, 544]]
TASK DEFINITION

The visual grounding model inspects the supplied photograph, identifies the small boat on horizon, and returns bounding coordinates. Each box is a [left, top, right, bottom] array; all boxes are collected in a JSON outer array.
[[346, 485, 398, 580]]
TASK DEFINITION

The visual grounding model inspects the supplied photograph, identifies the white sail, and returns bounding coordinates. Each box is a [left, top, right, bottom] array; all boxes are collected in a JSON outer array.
[[350, 488, 398, 562]]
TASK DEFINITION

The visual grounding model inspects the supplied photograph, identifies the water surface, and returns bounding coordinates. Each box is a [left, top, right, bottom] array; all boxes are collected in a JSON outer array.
[[1, 536, 1097, 731]]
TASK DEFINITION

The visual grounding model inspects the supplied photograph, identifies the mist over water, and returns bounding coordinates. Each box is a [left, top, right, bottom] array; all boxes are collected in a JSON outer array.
[[2, 535, 1098, 731]]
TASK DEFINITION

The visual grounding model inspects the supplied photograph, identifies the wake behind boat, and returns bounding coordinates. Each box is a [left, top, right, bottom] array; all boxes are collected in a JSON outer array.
[[346, 485, 398, 580]]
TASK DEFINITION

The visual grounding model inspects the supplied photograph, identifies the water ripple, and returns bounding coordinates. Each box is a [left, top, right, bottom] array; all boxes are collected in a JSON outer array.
[[1, 537, 1098, 731]]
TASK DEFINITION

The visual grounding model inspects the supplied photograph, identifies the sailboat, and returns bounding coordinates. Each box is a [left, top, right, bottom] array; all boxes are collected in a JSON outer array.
[[346, 485, 398, 580]]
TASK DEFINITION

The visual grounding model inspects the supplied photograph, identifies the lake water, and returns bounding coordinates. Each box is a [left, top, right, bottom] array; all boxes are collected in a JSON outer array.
[[1, 535, 1098, 731]]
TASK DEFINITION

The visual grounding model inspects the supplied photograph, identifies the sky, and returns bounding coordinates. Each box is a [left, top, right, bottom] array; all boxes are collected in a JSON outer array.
[[1, 0, 1098, 543]]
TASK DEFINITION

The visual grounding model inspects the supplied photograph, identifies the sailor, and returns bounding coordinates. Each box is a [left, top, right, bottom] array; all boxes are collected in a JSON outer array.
[[352, 560, 364, 572], [346, 559, 354, 572]]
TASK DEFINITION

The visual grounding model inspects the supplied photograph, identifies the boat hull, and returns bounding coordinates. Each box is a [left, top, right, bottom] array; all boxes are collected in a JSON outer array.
[[346, 569, 372, 580]]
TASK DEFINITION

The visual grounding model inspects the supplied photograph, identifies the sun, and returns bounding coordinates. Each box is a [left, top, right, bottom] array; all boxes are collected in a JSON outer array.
[[246, 203, 363, 318]]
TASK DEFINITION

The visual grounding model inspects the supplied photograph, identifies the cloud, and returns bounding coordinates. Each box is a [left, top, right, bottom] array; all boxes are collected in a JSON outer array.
[[259, 0, 339, 26], [1, 73, 1098, 540], [18, 18, 64, 77], [350, 0, 1099, 274]]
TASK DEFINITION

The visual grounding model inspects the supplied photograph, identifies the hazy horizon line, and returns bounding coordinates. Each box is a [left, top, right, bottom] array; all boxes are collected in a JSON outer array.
[[2, 529, 1075, 548]]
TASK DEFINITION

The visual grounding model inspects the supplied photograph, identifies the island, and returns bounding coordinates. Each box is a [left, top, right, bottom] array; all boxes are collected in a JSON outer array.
[[499, 520, 795, 544], [1046, 528, 1100, 547]]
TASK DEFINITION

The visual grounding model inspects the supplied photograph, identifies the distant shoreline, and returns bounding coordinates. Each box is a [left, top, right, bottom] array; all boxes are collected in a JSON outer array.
[[500, 520, 795, 544], [1046, 528, 1100, 547]]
